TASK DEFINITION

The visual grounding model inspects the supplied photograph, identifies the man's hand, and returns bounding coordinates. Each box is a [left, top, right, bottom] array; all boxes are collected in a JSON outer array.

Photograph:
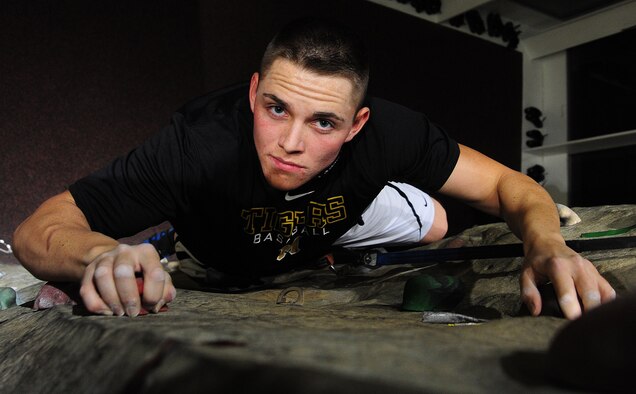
[[80, 243, 176, 317], [520, 237, 616, 320], [437, 145, 616, 320], [12, 190, 176, 316]]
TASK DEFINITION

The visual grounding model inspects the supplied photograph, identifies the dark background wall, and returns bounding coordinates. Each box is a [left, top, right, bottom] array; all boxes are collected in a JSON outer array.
[[0, 0, 521, 242], [0, 0, 205, 241]]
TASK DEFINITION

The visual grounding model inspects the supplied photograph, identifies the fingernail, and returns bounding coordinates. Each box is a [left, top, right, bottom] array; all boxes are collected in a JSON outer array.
[[152, 299, 165, 314], [98, 309, 114, 316], [125, 303, 139, 317], [110, 304, 125, 317]]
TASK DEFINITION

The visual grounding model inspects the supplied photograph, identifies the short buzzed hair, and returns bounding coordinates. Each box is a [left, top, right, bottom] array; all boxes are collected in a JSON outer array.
[[260, 17, 370, 109]]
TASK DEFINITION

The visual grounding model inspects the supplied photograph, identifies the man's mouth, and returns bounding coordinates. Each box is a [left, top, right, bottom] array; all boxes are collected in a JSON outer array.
[[272, 155, 304, 172]]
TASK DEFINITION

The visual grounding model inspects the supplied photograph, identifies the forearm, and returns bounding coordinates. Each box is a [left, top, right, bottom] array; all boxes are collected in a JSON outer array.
[[439, 145, 564, 247], [440, 145, 614, 318], [497, 172, 564, 249], [12, 191, 119, 282]]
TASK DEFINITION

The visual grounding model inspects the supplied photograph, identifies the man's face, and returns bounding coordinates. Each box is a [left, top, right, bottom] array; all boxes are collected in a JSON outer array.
[[249, 59, 369, 191]]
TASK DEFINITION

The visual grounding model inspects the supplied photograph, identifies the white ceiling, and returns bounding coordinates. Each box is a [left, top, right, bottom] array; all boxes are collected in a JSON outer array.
[[478, 0, 631, 39], [367, 0, 635, 40]]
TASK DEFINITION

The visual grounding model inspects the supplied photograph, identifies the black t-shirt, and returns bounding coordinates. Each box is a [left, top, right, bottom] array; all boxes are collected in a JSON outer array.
[[69, 83, 459, 276]]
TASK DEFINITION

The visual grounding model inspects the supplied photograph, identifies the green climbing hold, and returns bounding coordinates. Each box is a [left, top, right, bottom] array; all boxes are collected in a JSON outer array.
[[0, 287, 17, 310], [402, 274, 464, 312], [580, 223, 636, 238]]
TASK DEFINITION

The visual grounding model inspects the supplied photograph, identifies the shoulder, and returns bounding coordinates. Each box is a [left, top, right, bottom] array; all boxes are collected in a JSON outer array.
[[354, 96, 460, 188], [359, 97, 441, 146], [367, 96, 422, 117], [365, 96, 432, 132]]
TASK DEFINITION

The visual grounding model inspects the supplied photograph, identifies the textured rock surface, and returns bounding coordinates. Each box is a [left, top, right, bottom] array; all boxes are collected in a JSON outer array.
[[0, 252, 45, 306], [0, 205, 634, 393]]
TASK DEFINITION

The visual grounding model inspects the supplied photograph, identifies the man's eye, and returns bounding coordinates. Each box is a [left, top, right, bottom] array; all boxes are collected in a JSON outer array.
[[269, 106, 285, 116], [316, 119, 334, 130]]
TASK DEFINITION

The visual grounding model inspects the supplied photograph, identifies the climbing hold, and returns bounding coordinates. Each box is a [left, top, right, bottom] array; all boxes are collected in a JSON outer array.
[[0, 287, 17, 310], [402, 274, 464, 312], [32, 278, 168, 315], [276, 287, 304, 306], [33, 282, 80, 310]]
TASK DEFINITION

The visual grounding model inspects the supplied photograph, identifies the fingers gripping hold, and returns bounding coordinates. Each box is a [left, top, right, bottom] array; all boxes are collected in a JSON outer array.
[[80, 243, 174, 317], [80, 262, 114, 316], [520, 270, 542, 316], [523, 251, 616, 320], [140, 267, 166, 309]]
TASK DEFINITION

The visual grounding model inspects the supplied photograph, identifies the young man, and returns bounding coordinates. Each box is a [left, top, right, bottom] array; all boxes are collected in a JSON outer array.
[[13, 18, 614, 319]]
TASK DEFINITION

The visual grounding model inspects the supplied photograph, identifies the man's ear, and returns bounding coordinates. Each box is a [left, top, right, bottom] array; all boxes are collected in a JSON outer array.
[[345, 107, 370, 142], [249, 72, 259, 112]]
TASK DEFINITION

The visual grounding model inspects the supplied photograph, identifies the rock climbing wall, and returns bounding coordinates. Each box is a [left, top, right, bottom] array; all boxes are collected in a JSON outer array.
[[0, 205, 634, 393]]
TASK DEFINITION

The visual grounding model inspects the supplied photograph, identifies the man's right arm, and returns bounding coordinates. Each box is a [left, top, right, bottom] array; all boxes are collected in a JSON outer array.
[[13, 191, 118, 281], [13, 191, 175, 316]]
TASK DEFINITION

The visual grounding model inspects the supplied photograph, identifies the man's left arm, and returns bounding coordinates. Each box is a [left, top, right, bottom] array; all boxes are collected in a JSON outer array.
[[438, 144, 615, 319]]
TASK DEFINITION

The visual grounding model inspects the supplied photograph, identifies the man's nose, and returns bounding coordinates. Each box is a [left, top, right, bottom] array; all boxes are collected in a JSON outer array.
[[279, 121, 305, 152]]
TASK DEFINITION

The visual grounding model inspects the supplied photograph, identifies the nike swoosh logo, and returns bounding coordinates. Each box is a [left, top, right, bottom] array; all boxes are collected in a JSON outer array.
[[284, 190, 315, 201]]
